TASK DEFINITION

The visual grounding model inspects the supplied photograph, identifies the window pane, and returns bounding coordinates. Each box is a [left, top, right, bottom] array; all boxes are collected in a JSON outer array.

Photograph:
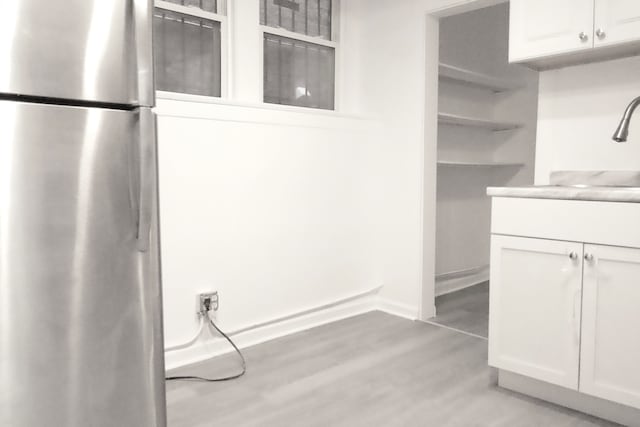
[[263, 33, 335, 110], [163, 0, 217, 14], [153, 9, 221, 97], [260, 0, 332, 41]]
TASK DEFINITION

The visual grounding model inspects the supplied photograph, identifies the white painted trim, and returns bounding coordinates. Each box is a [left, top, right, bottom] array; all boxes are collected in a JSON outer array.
[[333, 0, 343, 111], [499, 370, 640, 427], [154, 96, 375, 131], [435, 265, 489, 296], [166, 288, 381, 371], [435, 264, 488, 281], [157, 90, 353, 118], [154, 1, 227, 22], [260, 26, 338, 49], [156, 91, 226, 105], [376, 298, 420, 321], [419, 13, 440, 322], [165, 290, 421, 371], [427, 0, 508, 18]]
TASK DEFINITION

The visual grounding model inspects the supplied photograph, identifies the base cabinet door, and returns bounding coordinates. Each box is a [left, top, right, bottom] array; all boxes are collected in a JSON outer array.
[[489, 235, 583, 389], [580, 244, 640, 409]]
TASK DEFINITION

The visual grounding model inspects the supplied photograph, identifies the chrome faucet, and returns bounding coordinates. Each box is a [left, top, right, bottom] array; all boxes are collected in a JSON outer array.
[[613, 96, 640, 142]]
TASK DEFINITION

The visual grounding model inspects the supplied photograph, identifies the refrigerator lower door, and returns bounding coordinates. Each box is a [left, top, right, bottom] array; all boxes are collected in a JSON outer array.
[[0, 0, 154, 106], [0, 102, 166, 427]]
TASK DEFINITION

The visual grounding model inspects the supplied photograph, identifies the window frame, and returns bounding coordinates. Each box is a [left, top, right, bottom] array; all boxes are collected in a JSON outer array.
[[154, 0, 230, 101], [259, 0, 340, 111]]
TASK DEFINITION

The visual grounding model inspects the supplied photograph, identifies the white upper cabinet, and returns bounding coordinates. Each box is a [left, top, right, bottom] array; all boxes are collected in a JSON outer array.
[[594, 0, 640, 46], [489, 235, 584, 390], [510, 0, 640, 66], [580, 244, 640, 410], [509, 0, 595, 63]]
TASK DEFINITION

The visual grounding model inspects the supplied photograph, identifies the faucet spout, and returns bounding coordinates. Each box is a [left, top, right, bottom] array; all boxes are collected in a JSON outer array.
[[613, 96, 640, 142]]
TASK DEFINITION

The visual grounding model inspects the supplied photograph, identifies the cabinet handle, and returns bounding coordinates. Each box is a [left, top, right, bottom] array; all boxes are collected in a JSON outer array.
[[569, 251, 579, 260], [596, 28, 606, 40], [584, 253, 594, 262], [579, 32, 589, 42]]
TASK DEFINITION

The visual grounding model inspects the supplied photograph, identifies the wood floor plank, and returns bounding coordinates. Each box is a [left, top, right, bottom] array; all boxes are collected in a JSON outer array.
[[166, 311, 616, 427], [432, 282, 490, 337]]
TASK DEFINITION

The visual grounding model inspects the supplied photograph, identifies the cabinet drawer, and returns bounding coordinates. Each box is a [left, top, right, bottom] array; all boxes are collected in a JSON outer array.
[[491, 197, 640, 248]]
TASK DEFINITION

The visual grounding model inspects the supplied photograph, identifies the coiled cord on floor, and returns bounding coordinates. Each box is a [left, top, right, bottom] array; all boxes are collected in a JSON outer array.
[[165, 313, 246, 382]]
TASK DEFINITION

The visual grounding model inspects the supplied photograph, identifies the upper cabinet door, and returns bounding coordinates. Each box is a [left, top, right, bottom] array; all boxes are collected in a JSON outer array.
[[509, 0, 595, 63], [0, 0, 154, 106], [580, 244, 640, 410], [594, 0, 640, 47], [489, 235, 584, 390]]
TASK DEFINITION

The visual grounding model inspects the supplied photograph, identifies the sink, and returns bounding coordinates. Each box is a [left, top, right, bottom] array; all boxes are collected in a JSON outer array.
[[549, 171, 640, 188]]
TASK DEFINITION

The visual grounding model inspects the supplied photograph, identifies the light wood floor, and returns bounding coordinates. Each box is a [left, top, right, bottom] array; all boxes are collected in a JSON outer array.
[[432, 282, 490, 338], [166, 311, 616, 426]]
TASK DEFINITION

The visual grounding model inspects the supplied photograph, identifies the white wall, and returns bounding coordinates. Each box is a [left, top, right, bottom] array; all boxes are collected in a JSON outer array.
[[535, 55, 640, 183], [158, 0, 422, 369], [342, 0, 436, 318], [157, 100, 392, 368], [159, 0, 516, 366]]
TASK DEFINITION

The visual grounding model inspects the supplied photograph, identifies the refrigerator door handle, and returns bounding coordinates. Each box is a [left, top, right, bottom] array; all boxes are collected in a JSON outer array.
[[137, 108, 156, 252], [134, 0, 155, 107]]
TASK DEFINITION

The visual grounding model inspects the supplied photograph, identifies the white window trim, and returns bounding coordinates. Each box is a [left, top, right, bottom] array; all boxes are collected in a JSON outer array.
[[258, 0, 340, 111], [154, 0, 230, 100], [260, 26, 337, 49]]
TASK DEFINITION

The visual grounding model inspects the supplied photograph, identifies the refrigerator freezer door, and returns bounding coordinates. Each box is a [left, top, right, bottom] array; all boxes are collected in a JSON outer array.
[[0, 0, 154, 107], [0, 102, 165, 427]]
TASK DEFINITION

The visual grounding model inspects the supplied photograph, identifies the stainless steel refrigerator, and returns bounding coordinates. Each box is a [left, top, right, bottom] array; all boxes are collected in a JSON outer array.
[[0, 1, 166, 426]]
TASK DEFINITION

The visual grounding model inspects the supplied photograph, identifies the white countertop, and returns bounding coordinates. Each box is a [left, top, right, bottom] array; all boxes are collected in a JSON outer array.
[[487, 185, 640, 203]]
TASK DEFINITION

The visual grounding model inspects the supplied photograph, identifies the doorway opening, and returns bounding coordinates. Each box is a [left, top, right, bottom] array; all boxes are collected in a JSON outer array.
[[428, 3, 539, 337]]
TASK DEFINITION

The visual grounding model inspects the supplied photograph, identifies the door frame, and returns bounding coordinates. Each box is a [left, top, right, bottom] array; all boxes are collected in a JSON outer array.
[[419, 0, 508, 320]]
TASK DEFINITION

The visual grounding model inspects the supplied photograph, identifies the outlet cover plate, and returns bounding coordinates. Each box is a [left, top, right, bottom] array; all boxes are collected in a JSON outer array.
[[198, 291, 219, 314]]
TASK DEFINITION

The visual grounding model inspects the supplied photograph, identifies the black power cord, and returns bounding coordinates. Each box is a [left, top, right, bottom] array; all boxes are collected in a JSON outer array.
[[166, 313, 246, 382]]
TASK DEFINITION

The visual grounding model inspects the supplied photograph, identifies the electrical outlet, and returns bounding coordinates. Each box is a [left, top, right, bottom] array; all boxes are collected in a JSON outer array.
[[198, 291, 219, 315]]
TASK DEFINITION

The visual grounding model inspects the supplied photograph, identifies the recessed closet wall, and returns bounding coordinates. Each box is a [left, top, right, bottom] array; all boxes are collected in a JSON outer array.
[[435, 3, 539, 296]]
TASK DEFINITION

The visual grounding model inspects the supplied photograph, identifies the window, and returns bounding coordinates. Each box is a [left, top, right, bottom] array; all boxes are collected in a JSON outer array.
[[153, 1, 225, 97], [261, 0, 332, 40], [260, 0, 336, 110]]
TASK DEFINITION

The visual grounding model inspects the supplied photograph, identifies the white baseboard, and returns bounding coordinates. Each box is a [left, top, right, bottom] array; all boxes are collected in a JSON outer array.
[[435, 266, 489, 297], [376, 298, 420, 320], [165, 292, 419, 371]]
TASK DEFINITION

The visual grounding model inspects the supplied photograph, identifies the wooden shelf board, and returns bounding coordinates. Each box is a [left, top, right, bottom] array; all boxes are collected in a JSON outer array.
[[438, 112, 522, 131], [439, 63, 521, 92]]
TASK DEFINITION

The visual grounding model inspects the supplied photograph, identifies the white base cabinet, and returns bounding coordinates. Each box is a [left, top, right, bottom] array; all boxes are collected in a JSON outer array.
[[489, 197, 640, 417], [580, 244, 640, 409], [489, 235, 583, 389]]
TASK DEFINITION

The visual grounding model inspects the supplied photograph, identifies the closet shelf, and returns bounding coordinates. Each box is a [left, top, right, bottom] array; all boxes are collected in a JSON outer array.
[[439, 63, 521, 92], [438, 112, 522, 131], [437, 160, 525, 168]]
